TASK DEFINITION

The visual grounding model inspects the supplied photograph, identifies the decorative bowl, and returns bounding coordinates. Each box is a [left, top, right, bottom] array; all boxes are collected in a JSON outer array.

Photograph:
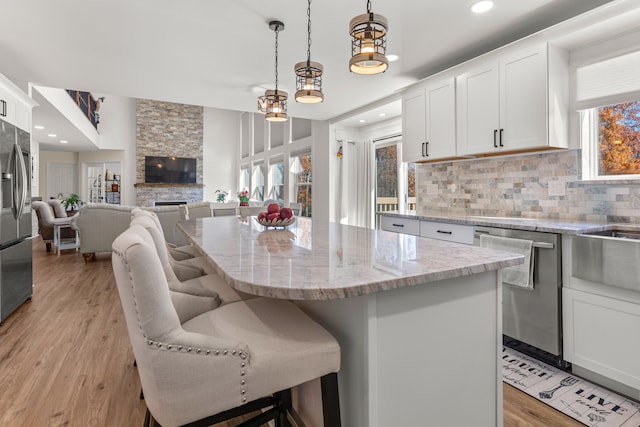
[[256, 217, 296, 229]]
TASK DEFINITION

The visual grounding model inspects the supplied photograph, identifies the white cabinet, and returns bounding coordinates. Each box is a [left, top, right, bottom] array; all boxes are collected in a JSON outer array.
[[457, 44, 567, 156], [0, 74, 35, 132], [380, 215, 420, 236], [563, 287, 640, 390], [402, 77, 456, 162], [0, 87, 17, 126], [420, 220, 474, 245]]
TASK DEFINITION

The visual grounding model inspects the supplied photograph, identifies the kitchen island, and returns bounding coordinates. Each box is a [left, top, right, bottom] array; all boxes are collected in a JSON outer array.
[[178, 216, 523, 427]]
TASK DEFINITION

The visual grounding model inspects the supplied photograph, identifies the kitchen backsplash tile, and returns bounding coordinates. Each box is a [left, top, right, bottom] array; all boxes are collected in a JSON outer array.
[[416, 149, 640, 224]]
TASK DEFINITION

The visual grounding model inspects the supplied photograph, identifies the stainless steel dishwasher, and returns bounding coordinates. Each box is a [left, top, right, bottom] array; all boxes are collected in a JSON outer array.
[[474, 225, 568, 368]]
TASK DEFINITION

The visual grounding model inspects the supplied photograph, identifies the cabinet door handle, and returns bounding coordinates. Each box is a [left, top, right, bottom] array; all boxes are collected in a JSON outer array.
[[425, 141, 429, 157], [493, 129, 498, 148], [499, 128, 504, 147], [392, 223, 405, 227], [0, 100, 6, 117], [437, 230, 453, 235]]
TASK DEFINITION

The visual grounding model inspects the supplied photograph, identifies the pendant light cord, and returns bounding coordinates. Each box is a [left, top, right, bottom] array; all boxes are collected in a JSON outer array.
[[274, 25, 280, 92], [306, 0, 312, 65], [367, 0, 372, 14]]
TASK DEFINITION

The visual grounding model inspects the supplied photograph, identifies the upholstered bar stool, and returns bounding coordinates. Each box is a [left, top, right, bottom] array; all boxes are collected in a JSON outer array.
[[112, 224, 341, 427], [131, 209, 216, 274], [239, 206, 265, 217], [132, 208, 203, 262], [130, 213, 251, 305]]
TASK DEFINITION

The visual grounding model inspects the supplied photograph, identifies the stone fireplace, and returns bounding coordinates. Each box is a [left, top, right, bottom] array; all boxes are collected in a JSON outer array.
[[135, 99, 204, 206]]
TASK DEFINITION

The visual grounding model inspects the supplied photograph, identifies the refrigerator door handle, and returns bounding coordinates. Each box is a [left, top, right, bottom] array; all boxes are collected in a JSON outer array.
[[10, 142, 26, 220], [17, 145, 28, 218]]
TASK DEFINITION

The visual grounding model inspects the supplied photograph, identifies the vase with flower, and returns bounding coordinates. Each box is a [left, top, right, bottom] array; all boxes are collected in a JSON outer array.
[[238, 189, 250, 207]]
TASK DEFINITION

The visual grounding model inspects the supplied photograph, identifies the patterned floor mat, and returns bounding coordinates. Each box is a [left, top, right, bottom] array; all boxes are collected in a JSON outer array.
[[502, 346, 640, 427]]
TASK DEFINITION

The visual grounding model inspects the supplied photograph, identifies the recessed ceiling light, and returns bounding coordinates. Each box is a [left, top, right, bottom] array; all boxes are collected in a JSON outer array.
[[60, 140, 68, 144], [359, 119, 366, 123], [387, 54, 399, 62], [47, 133, 56, 138], [471, 1, 494, 14], [34, 125, 44, 130], [379, 113, 386, 117]]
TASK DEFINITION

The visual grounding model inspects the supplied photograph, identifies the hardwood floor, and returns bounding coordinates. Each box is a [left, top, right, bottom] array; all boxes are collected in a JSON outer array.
[[0, 238, 582, 426]]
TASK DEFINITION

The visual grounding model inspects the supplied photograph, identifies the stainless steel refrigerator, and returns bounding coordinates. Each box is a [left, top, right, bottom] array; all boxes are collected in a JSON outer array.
[[0, 118, 32, 324]]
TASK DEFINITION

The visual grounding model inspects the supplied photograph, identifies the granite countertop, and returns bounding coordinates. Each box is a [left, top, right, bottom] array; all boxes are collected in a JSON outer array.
[[178, 216, 523, 300], [378, 211, 613, 234]]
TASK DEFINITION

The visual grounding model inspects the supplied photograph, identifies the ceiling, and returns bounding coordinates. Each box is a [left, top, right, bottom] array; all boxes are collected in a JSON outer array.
[[0, 0, 620, 150]]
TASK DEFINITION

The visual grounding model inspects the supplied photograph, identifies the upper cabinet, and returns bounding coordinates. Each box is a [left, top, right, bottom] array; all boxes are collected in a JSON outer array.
[[402, 77, 456, 163], [457, 44, 568, 156], [0, 74, 36, 132], [401, 43, 569, 162]]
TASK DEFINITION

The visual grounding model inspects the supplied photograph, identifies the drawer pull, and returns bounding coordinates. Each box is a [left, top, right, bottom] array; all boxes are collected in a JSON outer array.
[[436, 230, 453, 235], [1, 100, 6, 117], [392, 223, 404, 227]]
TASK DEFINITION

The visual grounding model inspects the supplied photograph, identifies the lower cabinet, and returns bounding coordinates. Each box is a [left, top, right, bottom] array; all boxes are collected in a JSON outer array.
[[563, 287, 640, 390], [380, 216, 420, 236], [420, 220, 475, 245]]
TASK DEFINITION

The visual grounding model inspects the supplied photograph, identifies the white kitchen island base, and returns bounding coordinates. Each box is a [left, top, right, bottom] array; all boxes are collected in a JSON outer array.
[[178, 217, 520, 427], [294, 270, 502, 427]]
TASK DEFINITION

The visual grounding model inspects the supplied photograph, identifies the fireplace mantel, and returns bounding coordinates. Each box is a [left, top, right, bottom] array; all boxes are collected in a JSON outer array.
[[134, 183, 204, 188]]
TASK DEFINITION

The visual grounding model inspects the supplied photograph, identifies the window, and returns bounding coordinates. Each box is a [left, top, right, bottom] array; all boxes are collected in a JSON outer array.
[[239, 167, 249, 193], [582, 101, 640, 179], [252, 163, 265, 201], [373, 137, 412, 213], [577, 49, 640, 180], [375, 145, 399, 211], [290, 153, 312, 217], [269, 161, 284, 204], [407, 163, 416, 211]]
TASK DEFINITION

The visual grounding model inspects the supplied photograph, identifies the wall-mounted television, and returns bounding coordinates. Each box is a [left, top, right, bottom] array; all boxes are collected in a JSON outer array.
[[145, 156, 197, 184]]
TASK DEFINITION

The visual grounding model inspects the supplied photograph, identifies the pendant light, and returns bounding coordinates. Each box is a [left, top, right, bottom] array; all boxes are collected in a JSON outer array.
[[258, 21, 288, 122], [294, 0, 324, 103], [349, 0, 388, 74]]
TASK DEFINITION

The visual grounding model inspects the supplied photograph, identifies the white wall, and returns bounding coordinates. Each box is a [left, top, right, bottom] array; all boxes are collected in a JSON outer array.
[[203, 107, 241, 202], [93, 94, 136, 205], [311, 120, 331, 222]]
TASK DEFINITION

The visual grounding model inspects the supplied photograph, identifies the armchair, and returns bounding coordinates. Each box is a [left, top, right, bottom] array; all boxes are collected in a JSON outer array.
[[32, 201, 76, 252]]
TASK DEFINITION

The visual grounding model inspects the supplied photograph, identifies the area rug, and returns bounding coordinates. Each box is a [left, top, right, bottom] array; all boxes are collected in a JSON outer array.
[[502, 346, 640, 426]]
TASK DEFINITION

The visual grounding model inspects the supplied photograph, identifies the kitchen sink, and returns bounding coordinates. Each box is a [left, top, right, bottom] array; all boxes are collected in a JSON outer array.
[[573, 226, 640, 292], [579, 227, 640, 240]]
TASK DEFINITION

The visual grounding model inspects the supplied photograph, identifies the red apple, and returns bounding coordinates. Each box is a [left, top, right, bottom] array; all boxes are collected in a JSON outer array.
[[257, 211, 268, 220], [267, 203, 280, 214], [279, 207, 293, 219], [267, 212, 280, 221]]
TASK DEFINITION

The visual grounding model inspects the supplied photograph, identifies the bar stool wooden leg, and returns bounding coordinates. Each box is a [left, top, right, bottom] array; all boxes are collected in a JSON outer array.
[[321, 373, 341, 427]]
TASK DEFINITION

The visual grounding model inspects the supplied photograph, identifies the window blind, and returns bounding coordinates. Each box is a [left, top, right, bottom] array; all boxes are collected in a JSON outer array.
[[575, 49, 640, 110]]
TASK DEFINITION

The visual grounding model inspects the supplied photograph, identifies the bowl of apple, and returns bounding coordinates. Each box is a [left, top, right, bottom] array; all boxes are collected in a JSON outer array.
[[256, 204, 296, 229]]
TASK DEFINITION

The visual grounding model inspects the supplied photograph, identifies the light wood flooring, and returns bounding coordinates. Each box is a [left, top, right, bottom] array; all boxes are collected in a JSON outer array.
[[0, 238, 583, 426]]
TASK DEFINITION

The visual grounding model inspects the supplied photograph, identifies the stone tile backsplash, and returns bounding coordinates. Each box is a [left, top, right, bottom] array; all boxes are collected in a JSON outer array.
[[416, 149, 640, 224]]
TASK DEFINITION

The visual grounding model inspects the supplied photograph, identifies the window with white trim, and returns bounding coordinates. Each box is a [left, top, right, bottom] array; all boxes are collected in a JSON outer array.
[[578, 50, 640, 180]]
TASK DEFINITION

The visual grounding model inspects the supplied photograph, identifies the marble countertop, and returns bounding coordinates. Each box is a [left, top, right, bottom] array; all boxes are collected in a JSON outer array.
[[178, 216, 523, 300], [378, 211, 614, 234]]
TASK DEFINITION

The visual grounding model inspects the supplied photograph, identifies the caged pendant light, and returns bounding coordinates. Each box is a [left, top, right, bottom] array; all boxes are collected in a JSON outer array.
[[349, 0, 389, 75], [294, 0, 324, 103], [258, 21, 288, 122]]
